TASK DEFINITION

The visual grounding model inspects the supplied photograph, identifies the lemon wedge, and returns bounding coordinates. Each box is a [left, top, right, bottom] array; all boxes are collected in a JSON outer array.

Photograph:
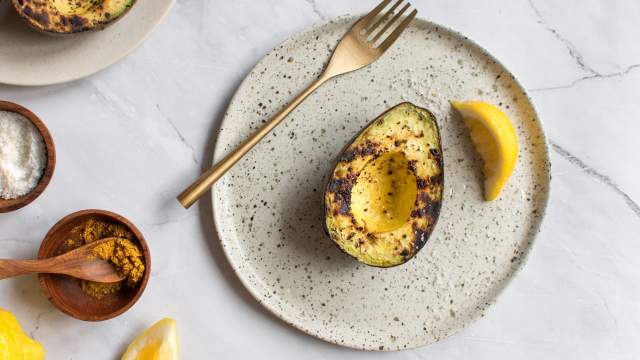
[[451, 100, 518, 201], [121, 318, 179, 360], [0, 308, 45, 360]]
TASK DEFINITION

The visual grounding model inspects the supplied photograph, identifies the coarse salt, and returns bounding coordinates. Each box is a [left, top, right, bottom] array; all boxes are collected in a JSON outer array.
[[0, 110, 47, 200]]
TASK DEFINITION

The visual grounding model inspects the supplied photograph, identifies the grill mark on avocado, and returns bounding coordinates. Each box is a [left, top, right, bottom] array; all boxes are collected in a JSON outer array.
[[31, 10, 50, 26], [412, 213, 440, 252], [338, 140, 380, 163], [410, 208, 424, 218], [22, 5, 34, 17], [416, 174, 443, 190], [394, 139, 407, 147], [411, 200, 439, 219], [412, 224, 430, 252], [69, 15, 88, 31], [407, 159, 417, 172], [430, 174, 444, 185], [19, 4, 46, 27], [418, 191, 431, 204], [366, 233, 377, 245], [411, 198, 442, 253], [327, 173, 356, 216]]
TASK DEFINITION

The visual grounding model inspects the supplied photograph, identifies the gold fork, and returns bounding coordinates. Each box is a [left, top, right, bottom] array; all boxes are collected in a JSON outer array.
[[178, 0, 417, 208]]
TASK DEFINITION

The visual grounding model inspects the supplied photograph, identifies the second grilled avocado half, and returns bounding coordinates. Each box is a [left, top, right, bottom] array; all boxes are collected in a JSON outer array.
[[12, 0, 136, 34], [324, 102, 443, 267]]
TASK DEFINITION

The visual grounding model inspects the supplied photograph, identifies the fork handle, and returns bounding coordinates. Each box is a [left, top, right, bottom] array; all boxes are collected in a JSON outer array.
[[177, 73, 332, 209]]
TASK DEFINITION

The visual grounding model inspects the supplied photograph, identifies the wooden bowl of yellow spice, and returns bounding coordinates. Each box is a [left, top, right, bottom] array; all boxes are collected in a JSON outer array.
[[37, 209, 151, 321]]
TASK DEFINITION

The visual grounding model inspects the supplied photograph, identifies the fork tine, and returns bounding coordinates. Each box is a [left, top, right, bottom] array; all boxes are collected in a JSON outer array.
[[354, 0, 392, 30], [364, 0, 402, 35], [377, 8, 417, 51], [370, 2, 410, 43]]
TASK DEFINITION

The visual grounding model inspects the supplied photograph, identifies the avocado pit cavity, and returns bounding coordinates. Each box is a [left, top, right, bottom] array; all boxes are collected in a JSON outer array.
[[351, 152, 417, 233]]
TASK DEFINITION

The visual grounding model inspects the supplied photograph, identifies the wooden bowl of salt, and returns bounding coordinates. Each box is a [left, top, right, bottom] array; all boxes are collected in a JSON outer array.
[[0, 100, 56, 213]]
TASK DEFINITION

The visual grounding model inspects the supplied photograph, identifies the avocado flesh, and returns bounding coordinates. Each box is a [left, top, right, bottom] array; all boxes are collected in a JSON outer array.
[[12, 0, 136, 34], [324, 102, 443, 267]]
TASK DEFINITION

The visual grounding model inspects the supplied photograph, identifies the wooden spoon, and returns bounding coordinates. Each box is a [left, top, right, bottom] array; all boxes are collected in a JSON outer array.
[[0, 237, 125, 283]]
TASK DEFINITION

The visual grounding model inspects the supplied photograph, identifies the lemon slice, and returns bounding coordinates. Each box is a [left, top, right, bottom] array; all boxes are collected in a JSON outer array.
[[0, 308, 45, 360], [451, 100, 518, 201], [121, 318, 179, 360]]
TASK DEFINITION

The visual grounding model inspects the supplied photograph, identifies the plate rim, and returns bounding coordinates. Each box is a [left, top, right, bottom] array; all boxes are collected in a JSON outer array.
[[0, 0, 176, 86], [211, 14, 552, 351]]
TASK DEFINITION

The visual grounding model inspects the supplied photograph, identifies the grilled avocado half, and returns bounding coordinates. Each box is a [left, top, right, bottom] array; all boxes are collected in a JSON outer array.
[[12, 0, 136, 34], [324, 102, 443, 267]]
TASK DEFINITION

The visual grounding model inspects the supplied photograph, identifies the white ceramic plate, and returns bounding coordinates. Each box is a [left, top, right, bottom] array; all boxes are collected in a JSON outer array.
[[213, 16, 550, 351], [0, 0, 174, 86]]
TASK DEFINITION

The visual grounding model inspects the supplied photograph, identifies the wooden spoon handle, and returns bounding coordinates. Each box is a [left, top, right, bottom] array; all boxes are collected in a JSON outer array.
[[0, 259, 55, 280]]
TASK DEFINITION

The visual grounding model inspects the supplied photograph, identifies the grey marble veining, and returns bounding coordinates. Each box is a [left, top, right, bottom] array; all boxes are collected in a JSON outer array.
[[0, 0, 639, 358]]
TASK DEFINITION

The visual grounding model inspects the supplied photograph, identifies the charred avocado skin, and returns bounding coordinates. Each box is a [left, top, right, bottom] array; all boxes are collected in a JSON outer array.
[[12, 0, 136, 34], [324, 102, 443, 268]]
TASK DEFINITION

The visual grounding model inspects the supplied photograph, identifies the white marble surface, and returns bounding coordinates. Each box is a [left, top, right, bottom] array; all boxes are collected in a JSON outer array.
[[0, 0, 638, 358]]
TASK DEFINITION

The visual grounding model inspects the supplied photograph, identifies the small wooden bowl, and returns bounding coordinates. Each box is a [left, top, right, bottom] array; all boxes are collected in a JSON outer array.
[[0, 100, 56, 213], [38, 210, 151, 321]]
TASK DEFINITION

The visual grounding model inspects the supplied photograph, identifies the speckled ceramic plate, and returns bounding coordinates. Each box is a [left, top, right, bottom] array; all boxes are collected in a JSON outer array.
[[212, 16, 550, 351], [0, 0, 174, 86]]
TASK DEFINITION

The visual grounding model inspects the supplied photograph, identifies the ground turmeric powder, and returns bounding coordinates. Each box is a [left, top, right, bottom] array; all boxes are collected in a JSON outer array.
[[81, 218, 133, 243], [80, 280, 121, 299], [92, 238, 145, 287], [67, 218, 145, 299]]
